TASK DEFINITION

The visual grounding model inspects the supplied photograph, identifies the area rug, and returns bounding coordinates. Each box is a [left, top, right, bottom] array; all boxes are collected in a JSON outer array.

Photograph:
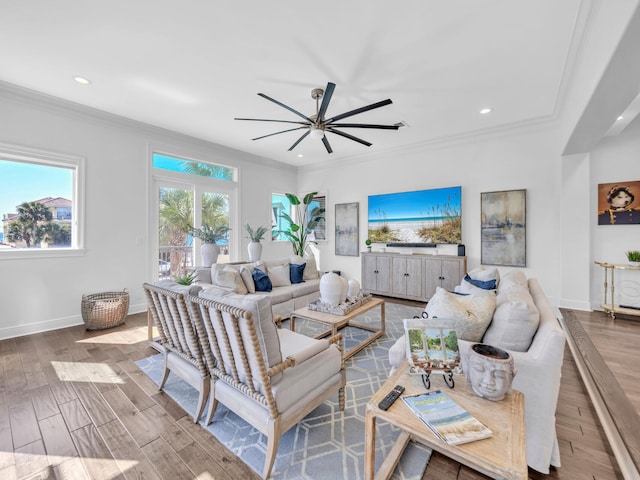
[[136, 302, 431, 479]]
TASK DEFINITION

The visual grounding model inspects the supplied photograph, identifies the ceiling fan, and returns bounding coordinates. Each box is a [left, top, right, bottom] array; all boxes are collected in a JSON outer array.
[[234, 82, 399, 154]]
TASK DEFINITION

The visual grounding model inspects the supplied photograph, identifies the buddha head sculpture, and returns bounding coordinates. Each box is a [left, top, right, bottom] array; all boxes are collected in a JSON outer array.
[[464, 343, 517, 401]]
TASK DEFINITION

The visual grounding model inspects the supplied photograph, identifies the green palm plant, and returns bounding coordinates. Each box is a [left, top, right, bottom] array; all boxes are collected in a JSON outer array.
[[190, 223, 230, 243], [279, 192, 325, 256], [244, 224, 268, 242]]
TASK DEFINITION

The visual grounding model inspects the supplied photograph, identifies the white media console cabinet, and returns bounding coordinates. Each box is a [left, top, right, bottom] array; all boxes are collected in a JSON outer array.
[[361, 251, 466, 302]]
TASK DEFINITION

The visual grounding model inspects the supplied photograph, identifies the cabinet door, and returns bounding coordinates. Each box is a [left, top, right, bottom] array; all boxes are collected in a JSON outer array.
[[376, 255, 391, 294], [423, 257, 442, 299], [405, 257, 423, 298], [441, 258, 464, 292], [391, 257, 408, 296], [361, 255, 379, 292]]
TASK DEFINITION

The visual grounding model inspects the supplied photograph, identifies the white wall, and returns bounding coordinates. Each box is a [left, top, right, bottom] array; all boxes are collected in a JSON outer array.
[[0, 85, 297, 339], [298, 125, 565, 306]]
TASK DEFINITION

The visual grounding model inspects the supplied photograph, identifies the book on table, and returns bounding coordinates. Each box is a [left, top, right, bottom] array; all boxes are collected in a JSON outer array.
[[402, 390, 492, 445]]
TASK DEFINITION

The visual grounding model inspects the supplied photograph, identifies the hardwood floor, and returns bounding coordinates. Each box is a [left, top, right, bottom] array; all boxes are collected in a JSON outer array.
[[0, 306, 635, 479]]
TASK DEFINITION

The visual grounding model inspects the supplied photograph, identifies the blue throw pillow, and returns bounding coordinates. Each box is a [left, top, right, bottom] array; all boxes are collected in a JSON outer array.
[[464, 273, 497, 290], [290, 263, 306, 284], [252, 268, 272, 292]]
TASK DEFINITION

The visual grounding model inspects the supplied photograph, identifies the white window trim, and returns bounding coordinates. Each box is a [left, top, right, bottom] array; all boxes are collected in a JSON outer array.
[[0, 142, 86, 260]]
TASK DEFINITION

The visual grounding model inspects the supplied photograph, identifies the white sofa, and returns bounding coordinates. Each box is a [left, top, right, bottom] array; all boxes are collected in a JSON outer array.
[[388, 271, 566, 474], [193, 255, 321, 319]]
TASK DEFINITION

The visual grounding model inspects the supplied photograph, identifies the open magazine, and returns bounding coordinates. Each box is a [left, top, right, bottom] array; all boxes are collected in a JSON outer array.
[[403, 318, 461, 376], [402, 390, 492, 445]]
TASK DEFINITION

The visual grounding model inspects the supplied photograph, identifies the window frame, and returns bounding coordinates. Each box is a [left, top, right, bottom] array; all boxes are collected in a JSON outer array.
[[0, 142, 86, 260]]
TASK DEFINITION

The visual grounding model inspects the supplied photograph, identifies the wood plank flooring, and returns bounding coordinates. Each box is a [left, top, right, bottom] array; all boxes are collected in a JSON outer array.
[[0, 305, 634, 479]]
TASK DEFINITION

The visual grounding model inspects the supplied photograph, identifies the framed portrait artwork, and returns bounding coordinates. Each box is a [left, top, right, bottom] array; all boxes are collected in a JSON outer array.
[[335, 202, 359, 256], [597, 180, 640, 225], [481, 189, 526, 267]]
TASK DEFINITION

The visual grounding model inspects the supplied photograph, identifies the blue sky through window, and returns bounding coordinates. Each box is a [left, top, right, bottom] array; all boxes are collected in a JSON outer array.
[[0, 160, 72, 219]]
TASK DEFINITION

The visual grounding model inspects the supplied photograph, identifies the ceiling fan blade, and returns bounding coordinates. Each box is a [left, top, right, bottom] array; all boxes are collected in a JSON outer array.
[[287, 130, 311, 151], [325, 99, 393, 123], [326, 128, 372, 147], [327, 123, 400, 129], [235, 117, 309, 125], [251, 126, 307, 141], [258, 93, 313, 122], [322, 135, 333, 154], [316, 82, 336, 123]]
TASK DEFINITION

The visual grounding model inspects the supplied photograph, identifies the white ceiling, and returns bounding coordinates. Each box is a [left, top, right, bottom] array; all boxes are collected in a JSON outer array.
[[0, 0, 588, 166]]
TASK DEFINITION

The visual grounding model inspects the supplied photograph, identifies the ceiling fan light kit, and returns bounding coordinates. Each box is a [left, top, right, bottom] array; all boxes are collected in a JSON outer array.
[[235, 82, 399, 154]]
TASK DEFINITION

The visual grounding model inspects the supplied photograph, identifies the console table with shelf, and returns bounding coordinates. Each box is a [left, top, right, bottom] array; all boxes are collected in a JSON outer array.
[[594, 260, 640, 319], [362, 251, 466, 302]]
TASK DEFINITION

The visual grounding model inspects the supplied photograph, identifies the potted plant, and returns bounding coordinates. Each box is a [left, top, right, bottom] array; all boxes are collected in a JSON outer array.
[[174, 270, 198, 285], [245, 224, 268, 261], [190, 223, 230, 266], [626, 250, 640, 267], [365, 239, 372, 252], [279, 192, 325, 257]]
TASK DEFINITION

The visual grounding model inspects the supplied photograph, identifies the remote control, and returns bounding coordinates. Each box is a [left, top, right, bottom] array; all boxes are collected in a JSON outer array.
[[378, 385, 405, 411]]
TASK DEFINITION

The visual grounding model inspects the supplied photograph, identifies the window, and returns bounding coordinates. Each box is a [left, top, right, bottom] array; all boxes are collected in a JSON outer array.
[[271, 192, 326, 242], [0, 143, 84, 257], [152, 152, 237, 278]]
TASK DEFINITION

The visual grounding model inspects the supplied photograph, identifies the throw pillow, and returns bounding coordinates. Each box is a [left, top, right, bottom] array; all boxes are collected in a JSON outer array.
[[467, 266, 500, 285], [269, 263, 292, 287], [424, 287, 496, 342], [252, 268, 272, 292], [291, 254, 319, 280], [215, 265, 248, 295], [463, 273, 497, 290], [290, 262, 306, 284], [240, 265, 256, 294], [482, 284, 540, 352], [454, 279, 491, 295], [498, 270, 528, 291]]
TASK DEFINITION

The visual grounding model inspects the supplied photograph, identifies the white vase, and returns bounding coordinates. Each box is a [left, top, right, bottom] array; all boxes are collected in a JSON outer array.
[[201, 243, 220, 267], [339, 276, 348, 304], [347, 278, 361, 298], [248, 241, 262, 262], [320, 272, 342, 306]]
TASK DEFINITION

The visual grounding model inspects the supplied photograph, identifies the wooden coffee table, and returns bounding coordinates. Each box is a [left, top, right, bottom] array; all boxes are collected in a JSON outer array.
[[365, 360, 527, 480], [289, 297, 385, 359]]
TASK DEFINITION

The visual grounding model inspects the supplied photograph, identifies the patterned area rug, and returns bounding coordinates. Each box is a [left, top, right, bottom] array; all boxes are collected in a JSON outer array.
[[136, 301, 431, 479]]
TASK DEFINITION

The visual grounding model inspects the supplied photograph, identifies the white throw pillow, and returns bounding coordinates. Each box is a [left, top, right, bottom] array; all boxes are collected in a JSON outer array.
[[215, 265, 249, 294], [240, 265, 256, 293], [268, 263, 292, 287], [424, 287, 496, 342], [482, 284, 540, 352], [498, 270, 528, 291]]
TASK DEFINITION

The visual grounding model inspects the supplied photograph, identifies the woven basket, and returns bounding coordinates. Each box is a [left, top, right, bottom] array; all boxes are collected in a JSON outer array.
[[81, 290, 129, 330]]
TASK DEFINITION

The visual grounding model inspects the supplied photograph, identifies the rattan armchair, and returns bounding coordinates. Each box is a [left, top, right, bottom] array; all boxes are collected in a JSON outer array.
[[187, 292, 346, 479], [143, 283, 209, 423]]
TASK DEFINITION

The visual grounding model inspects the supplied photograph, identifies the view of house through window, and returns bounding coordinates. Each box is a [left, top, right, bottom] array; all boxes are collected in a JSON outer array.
[[1, 157, 75, 250], [154, 153, 234, 279]]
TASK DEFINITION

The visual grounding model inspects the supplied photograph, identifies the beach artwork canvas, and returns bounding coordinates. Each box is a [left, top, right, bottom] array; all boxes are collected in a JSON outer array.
[[481, 189, 526, 267], [367, 186, 461, 244]]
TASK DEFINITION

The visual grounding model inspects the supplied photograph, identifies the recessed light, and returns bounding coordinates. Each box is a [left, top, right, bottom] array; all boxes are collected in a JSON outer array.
[[73, 76, 91, 85], [297, 154, 303, 158], [617, 115, 624, 121], [479, 107, 492, 115]]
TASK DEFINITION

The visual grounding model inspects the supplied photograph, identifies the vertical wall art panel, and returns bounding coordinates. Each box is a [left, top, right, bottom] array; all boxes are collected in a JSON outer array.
[[597, 180, 640, 225], [335, 202, 359, 256], [481, 189, 526, 267]]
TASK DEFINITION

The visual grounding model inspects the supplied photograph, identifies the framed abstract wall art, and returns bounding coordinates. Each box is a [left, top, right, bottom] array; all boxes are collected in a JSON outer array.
[[597, 180, 640, 225], [481, 189, 526, 267], [335, 202, 359, 256]]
